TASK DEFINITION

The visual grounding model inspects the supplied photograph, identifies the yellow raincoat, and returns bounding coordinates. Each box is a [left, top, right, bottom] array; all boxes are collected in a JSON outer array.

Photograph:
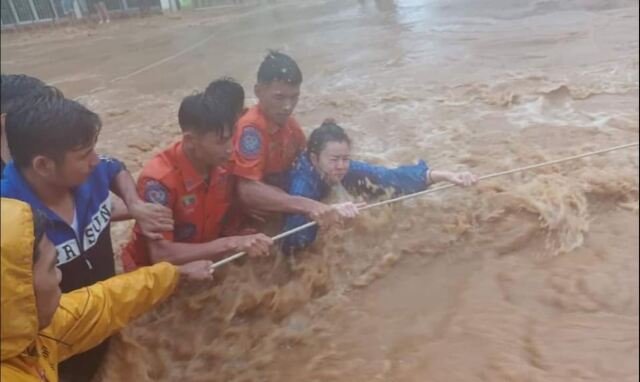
[[1, 198, 180, 381]]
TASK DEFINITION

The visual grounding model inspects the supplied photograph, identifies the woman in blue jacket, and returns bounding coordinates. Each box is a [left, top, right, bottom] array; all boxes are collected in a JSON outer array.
[[282, 120, 477, 254]]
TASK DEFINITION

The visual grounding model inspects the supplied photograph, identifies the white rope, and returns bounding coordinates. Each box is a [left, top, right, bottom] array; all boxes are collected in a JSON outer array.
[[210, 141, 639, 269]]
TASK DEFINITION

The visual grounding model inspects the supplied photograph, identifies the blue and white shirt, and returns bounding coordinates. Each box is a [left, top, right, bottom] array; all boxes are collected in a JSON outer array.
[[1, 156, 124, 293], [282, 152, 429, 254]]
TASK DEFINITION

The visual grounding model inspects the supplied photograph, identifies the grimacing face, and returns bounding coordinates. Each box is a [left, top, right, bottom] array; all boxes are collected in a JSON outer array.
[[311, 140, 351, 185], [33, 233, 62, 329]]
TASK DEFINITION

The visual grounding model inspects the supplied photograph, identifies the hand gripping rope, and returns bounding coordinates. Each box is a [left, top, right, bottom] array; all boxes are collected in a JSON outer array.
[[210, 141, 639, 270]]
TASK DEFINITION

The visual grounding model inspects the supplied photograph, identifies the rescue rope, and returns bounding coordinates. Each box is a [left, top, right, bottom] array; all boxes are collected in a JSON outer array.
[[210, 141, 639, 270]]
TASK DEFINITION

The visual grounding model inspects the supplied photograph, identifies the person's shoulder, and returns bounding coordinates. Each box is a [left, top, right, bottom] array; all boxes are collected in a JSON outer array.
[[287, 116, 306, 141], [234, 107, 268, 154], [289, 154, 318, 188], [287, 114, 301, 127], [234, 123, 266, 162], [1, 173, 14, 191], [0, 177, 19, 198], [237, 105, 267, 130], [287, 116, 303, 132], [290, 152, 311, 174], [289, 168, 320, 198], [0, 166, 24, 198], [138, 144, 181, 185], [89, 155, 124, 179]]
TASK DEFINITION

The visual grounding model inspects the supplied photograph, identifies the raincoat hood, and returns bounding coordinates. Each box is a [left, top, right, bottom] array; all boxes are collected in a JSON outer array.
[[1, 198, 39, 361], [2, 197, 181, 382]]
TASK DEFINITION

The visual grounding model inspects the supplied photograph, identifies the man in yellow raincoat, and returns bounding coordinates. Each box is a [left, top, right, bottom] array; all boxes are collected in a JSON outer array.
[[1, 197, 213, 381]]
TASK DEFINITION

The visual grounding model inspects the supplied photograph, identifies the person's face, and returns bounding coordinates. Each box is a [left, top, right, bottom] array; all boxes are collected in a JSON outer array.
[[33, 234, 62, 330], [34, 135, 100, 188], [310, 141, 351, 185], [255, 81, 300, 126], [57, 140, 100, 187], [187, 130, 234, 168]]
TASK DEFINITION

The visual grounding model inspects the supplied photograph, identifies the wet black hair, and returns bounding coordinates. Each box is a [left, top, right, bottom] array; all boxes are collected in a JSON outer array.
[[257, 50, 303, 86], [6, 92, 101, 169], [1, 74, 63, 114], [204, 77, 245, 117], [307, 121, 352, 156], [178, 92, 236, 139], [32, 206, 52, 262]]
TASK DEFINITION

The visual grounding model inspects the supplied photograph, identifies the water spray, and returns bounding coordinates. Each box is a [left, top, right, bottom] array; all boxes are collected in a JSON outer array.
[[210, 141, 639, 270]]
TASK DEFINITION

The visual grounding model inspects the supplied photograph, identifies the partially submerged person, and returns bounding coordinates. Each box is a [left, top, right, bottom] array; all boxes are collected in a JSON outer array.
[[0, 93, 173, 382], [0, 197, 213, 382], [121, 90, 273, 271], [232, 51, 358, 231], [282, 121, 478, 254]]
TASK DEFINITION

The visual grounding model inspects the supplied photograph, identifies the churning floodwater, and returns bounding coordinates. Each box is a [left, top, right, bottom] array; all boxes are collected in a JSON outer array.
[[2, 1, 638, 381]]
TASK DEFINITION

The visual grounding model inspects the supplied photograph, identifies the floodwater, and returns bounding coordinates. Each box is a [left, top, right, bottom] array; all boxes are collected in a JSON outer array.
[[2, 0, 639, 381]]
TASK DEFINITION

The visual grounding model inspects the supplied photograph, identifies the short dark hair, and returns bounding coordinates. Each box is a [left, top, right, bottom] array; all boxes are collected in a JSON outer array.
[[32, 206, 52, 262], [178, 92, 236, 139], [204, 77, 245, 116], [307, 121, 351, 155], [6, 93, 101, 168], [257, 51, 302, 85], [1, 74, 63, 115]]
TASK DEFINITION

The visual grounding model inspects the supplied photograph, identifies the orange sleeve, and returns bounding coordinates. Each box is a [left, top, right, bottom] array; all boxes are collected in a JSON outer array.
[[231, 124, 267, 181], [137, 175, 176, 241]]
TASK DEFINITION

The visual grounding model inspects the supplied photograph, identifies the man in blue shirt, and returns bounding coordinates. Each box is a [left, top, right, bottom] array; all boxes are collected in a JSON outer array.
[[1, 74, 132, 220], [1, 92, 173, 382], [282, 121, 478, 254]]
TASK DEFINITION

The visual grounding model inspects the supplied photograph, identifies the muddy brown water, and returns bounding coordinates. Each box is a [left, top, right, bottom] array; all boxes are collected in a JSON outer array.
[[2, 0, 638, 381]]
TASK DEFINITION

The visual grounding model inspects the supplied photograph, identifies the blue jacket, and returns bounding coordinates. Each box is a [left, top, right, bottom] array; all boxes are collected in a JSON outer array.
[[1, 157, 124, 293], [282, 152, 429, 254]]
